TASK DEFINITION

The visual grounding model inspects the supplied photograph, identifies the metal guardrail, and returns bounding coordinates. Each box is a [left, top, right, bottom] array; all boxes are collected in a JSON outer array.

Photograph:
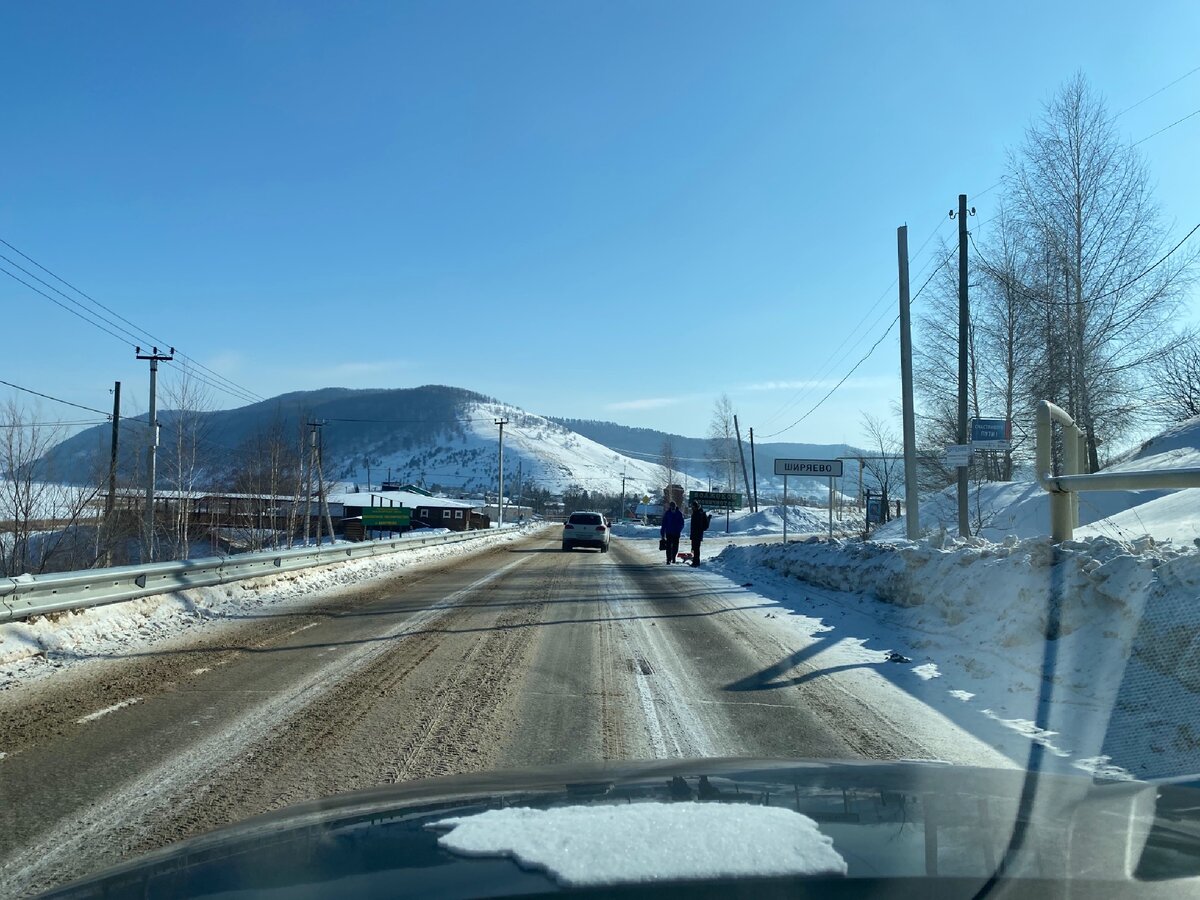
[[0, 528, 507, 624], [1036, 400, 1200, 542]]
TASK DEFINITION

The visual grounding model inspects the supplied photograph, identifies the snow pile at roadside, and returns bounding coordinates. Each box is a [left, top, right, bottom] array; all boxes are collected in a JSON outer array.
[[0, 526, 540, 690], [713, 534, 1200, 780], [874, 481, 1169, 543], [875, 416, 1200, 544]]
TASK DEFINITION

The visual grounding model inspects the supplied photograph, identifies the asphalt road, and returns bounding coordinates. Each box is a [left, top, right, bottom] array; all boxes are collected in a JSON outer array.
[[0, 527, 1000, 896]]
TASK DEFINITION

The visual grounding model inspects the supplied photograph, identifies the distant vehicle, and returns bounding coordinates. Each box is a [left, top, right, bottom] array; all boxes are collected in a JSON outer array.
[[562, 511, 610, 552]]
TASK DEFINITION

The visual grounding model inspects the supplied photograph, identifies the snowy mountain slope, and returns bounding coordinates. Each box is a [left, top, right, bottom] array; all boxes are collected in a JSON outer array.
[[38, 386, 695, 498], [348, 400, 677, 496]]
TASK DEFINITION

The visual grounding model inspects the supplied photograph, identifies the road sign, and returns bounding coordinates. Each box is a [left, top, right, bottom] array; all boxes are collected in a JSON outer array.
[[970, 418, 1012, 450], [773, 458, 844, 478], [866, 496, 884, 524], [944, 444, 972, 468], [688, 490, 741, 510], [361, 506, 411, 529]]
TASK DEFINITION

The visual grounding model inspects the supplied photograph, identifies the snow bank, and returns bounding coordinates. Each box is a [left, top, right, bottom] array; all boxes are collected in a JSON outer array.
[[876, 416, 1200, 545], [714, 534, 1200, 780], [0, 527, 538, 690]]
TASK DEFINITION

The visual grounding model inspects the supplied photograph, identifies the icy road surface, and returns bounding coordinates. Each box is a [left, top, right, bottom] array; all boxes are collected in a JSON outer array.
[[0, 528, 1007, 896]]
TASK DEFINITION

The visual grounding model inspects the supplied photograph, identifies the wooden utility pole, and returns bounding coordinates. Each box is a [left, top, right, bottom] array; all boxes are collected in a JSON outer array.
[[897, 226, 920, 539], [104, 381, 121, 566], [136, 346, 173, 561], [733, 415, 752, 512], [955, 194, 971, 538], [106, 382, 121, 518]]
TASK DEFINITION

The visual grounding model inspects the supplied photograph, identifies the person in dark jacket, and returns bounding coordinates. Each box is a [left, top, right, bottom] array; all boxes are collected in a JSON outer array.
[[689, 501, 711, 566], [660, 501, 685, 564]]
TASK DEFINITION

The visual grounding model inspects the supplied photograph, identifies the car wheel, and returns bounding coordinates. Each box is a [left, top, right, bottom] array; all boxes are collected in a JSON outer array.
[[562, 542, 571, 551]]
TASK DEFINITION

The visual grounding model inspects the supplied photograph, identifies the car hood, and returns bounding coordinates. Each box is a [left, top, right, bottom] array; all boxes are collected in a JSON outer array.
[[45, 758, 1200, 898]]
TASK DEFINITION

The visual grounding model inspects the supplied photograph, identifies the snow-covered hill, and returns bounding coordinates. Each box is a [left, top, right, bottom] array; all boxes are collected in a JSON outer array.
[[346, 400, 678, 496]]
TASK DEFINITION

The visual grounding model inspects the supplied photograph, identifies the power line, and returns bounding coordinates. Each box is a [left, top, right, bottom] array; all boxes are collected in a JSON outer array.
[[759, 247, 954, 439], [758, 219, 951, 430], [161, 358, 261, 406], [0, 236, 266, 405], [1116, 63, 1200, 118], [0, 262, 136, 347], [0, 420, 108, 429], [968, 223, 1199, 307], [1133, 106, 1200, 146], [0, 378, 113, 417]]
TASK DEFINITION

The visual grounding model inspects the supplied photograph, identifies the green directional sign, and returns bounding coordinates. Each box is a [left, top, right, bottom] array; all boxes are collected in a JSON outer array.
[[361, 506, 411, 529], [688, 490, 742, 511]]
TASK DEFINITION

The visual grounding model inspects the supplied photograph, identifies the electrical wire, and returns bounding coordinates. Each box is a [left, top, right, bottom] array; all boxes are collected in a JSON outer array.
[[0, 262, 137, 348], [1115, 64, 1200, 118], [1133, 106, 1200, 146], [763, 214, 960, 432], [0, 378, 114, 417], [0, 236, 266, 405], [759, 246, 956, 439], [968, 223, 1199, 308]]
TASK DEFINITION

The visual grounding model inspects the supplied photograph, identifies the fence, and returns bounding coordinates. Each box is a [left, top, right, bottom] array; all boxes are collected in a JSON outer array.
[[1035, 400, 1200, 542], [0, 528, 503, 624]]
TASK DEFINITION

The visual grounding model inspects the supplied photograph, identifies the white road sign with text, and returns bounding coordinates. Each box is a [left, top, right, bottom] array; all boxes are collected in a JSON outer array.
[[773, 458, 844, 478]]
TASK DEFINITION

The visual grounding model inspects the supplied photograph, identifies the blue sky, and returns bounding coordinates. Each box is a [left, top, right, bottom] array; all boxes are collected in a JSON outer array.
[[2, 1, 1197, 446]]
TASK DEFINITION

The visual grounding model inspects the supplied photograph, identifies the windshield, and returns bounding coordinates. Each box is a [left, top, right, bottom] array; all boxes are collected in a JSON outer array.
[[2, 3, 1199, 897]]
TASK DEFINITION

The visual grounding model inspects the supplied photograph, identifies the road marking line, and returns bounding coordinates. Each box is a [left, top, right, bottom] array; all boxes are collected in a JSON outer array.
[[76, 697, 142, 724]]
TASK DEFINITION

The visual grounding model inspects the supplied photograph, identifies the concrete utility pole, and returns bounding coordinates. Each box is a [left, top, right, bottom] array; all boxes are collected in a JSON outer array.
[[136, 346, 173, 562], [316, 423, 335, 542], [619, 469, 632, 524], [495, 418, 508, 527], [897, 226, 921, 539], [954, 194, 973, 538], [748, 427, 758, 512]]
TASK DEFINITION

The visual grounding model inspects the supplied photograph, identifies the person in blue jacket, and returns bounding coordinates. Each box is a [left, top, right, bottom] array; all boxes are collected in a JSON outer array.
[[660, 501, 685, 564]]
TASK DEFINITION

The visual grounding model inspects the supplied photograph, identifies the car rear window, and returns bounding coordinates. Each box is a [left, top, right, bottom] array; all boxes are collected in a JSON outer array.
[[569, 513, 602, 525]]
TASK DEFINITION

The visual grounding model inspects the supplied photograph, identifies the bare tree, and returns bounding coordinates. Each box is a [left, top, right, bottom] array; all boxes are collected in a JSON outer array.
[[0, 400, 105, 576], [706, 394, 737, 490], [1148, 332, 1200, 425], [659, 438, 678, 496], [1007, 72, 1194, 469], [859, 413, 904, 522], [161, 367, 214, 560]]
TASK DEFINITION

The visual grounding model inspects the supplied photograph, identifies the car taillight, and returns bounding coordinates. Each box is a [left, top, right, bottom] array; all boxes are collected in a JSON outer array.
[[596, 526, 605, 532], [565, 524, 574, 529]]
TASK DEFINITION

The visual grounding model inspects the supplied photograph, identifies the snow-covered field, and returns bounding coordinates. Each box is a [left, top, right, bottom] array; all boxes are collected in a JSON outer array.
[[0, 526, 539, 690]]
